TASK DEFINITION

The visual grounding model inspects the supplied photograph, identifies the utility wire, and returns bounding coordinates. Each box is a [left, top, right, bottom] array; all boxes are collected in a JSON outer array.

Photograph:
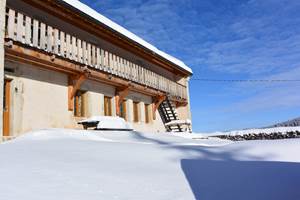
[[191, 78, 300, 82]]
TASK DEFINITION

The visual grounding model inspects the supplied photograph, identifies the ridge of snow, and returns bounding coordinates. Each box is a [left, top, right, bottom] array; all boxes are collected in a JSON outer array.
[[61, 0, 192, 74]]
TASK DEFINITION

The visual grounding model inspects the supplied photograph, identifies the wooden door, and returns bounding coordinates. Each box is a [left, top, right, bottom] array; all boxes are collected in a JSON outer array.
[[133, 102, 139, 122], [104, 96, 112, 116], [3, 80, 11, 136]]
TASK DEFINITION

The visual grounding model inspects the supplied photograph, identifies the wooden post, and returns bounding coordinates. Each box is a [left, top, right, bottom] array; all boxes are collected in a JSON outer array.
[[152, 95, 166, 120], [115, 86, 130, 116], [68, 73, 88, 111]]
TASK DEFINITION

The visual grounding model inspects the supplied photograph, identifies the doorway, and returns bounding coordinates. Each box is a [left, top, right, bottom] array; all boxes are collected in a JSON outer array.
[[3, 79, 11, 136]]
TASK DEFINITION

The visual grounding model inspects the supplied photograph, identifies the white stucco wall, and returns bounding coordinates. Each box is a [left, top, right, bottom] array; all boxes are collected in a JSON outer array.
[[4, 61, 169, 135], [0, 0, 6, 136]]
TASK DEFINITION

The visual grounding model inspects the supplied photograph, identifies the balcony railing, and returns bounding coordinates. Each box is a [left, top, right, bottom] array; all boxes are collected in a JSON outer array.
[[4, 8, 187, 100]]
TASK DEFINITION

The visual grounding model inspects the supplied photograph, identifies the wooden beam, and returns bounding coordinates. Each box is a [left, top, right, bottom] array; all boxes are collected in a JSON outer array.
[[152, 95, 166, 120], [174, 101, 188, 108], [115, 86, 130, 116], [68, 73, 88, 111]]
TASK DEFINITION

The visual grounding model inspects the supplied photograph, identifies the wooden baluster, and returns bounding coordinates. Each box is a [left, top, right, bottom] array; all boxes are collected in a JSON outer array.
[[72, 36, 77, 61], [87, 43, 91, 66], [32, 19, 38, 47], [100, 49, 104, 70], [7, 9, 16, 40], [60, 31, 65, 57], [77, 39, 82, 63], [25, 16, 31, 45], [47, 26, 53, 52], [66, 34, 71, 58], [82, 41, 86, 64], [95, 47, 99, 69], [53, 29, 59, 54], [16, 12, 24, 43], [40, 23, 46, 50], [104, 51, 109, 71], [91, 45, 96, 67]]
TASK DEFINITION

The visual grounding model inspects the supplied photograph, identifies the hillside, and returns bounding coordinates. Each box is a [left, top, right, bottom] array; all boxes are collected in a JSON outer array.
[[271, 117, 300, 127]]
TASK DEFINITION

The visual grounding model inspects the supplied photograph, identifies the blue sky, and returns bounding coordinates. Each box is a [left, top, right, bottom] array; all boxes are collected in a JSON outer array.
[[80, 0, 300, 132]]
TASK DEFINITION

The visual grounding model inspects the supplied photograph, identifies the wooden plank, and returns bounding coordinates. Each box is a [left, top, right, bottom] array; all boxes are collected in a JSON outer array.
[[100, 49, 104, 70], [16, 12, 24, 43], [32, 19, 39, 47], [53, 29, 59, 54], [91, 45, 96, 67], [87, 43, 91, 66], [96, 47, 100, 69], [108, 52, 113, 73], [112, 54, 116, 74], [47, 26, 53, 52], [82, 41, 86, 64], [77, 39, 82, 63], [103, 50, 108, 71], [72, 36, 77, 61], [60, 31, 65, 56], [125, 60, 129, 79], [7, 9, 16, 39], [66, 34, 71, 58], [120, 58, 124, 78], [25, 16, 31, 45], [40, 23, 46, 50]]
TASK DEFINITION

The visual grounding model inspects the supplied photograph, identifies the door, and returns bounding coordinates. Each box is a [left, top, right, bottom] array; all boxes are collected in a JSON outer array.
[[3, 79, 11, 136]]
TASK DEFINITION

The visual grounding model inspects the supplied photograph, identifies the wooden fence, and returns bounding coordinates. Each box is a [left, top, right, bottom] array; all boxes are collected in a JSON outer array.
[[5, 8, 187, 99]]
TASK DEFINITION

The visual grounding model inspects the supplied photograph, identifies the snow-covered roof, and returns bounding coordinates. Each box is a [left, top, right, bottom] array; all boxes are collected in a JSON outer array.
[[60, 0, 192, 74]]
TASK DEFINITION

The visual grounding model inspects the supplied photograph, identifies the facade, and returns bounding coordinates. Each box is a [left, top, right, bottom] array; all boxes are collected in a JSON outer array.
[[0, 0, 193, 139]]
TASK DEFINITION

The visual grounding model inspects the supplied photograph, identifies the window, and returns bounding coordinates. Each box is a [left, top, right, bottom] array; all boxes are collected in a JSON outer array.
[[104, 96, 112, 116], [120, 100, 127, 120], [133, 101, 139, 122], [74, 90, 86, 117], [145, 104, 150, 123]]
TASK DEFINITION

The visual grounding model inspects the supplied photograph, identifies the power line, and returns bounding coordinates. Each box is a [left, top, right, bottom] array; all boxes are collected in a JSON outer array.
[[191, 78, 300, 82]]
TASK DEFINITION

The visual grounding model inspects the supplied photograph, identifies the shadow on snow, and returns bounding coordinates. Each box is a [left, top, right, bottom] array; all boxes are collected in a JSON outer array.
[[131, 132, 300, 200]]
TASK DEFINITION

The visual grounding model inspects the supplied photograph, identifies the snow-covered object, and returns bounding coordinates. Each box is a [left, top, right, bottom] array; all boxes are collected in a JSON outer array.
[[0, 129, 300, 200], [78, 116, 133, 130], [165, 119, 192, 126], [165, 119, 192, 132], [205, 126, 300, 136], [61, 0, 192, 74]]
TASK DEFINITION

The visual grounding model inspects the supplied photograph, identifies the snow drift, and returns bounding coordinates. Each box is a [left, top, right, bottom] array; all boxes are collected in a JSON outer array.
[[0, 129, 300, 200]]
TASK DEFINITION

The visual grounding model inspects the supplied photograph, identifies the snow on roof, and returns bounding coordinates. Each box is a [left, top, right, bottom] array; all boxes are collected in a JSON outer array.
[[60, 0, 192, 74]]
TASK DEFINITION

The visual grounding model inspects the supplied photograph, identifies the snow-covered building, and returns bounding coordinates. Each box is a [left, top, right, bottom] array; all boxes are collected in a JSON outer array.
[[0, 0, 193, 138]]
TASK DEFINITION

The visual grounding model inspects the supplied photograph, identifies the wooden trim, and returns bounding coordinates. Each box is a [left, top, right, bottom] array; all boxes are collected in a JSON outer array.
[[115, 86, 130, 117], [152, 95, 166, 120], [68, 74, 87, 111]]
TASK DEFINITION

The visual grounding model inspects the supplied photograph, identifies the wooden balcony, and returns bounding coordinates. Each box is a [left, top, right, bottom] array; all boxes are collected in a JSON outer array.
[[4, 7, 188, 100]]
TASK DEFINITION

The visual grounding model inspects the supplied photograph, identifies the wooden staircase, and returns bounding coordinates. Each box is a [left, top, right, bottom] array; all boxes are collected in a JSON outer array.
[[158, 97, 183, 132]]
